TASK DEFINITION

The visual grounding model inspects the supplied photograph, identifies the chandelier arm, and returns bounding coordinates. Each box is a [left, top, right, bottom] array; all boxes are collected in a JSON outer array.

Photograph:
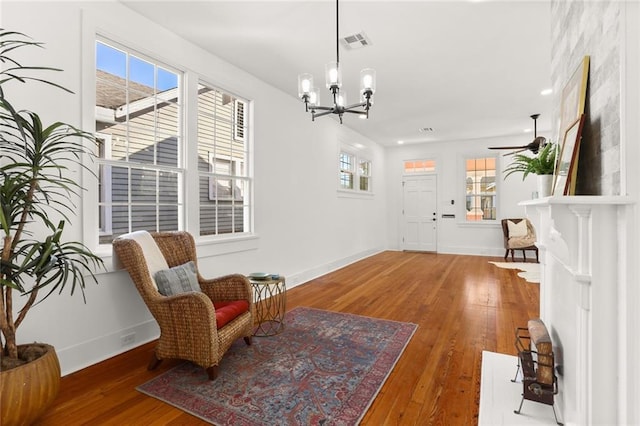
[[343, 109, 367, 115], [311, 106, 335, 111], [343, 102, 367, 110], [313, 110, 335, 119]]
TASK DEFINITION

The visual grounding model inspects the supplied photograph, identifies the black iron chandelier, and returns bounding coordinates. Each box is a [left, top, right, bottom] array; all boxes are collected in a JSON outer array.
[[297, 0, 376, 123]]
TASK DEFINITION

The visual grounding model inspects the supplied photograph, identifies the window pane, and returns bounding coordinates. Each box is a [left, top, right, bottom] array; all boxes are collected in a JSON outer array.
[[110, 166, 129, 203], [131, 205, 157, 232], [96, 42, 126, 77], [159, 171, 178, 203], [340, 172, 354, 189], [158, 205, 179, 231], [131, 168, 156, 202], [340, 153, 353, 171], [130, 55, 154, 88], [360, 176, 370, 191], [465, 157, 497, 221], [359, 160, 371, 176], [110, 205, 129, 240], [158, 67, 178, 91], [156, 133, 178, 167]]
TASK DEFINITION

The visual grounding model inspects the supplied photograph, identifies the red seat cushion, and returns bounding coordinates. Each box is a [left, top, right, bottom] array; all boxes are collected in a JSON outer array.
[[213, 300, 249, 329]]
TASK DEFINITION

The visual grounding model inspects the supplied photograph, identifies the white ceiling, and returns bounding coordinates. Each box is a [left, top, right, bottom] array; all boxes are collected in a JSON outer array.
[[121, 0, 552, 147]]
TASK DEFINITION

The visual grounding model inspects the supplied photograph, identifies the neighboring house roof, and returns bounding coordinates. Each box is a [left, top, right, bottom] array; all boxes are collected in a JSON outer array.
[[96, 70, 154, 109], [96, 70, 181, 123]]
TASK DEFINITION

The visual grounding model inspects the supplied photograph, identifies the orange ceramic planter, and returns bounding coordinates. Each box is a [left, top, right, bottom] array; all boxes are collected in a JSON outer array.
[[0, 344, 61, 426]]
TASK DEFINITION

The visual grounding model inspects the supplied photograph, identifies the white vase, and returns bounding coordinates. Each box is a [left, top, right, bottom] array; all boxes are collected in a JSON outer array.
[[537, 174, 553, 198]]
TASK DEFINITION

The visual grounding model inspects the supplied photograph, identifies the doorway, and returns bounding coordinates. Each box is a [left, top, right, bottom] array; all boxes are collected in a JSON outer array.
[[402, 175, 437, 252]]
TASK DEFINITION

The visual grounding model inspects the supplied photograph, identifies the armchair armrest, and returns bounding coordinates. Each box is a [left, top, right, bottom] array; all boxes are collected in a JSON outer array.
[[148, 291, 216, 329], [148, 291, 220, 360], [199, 273, 252, 303]]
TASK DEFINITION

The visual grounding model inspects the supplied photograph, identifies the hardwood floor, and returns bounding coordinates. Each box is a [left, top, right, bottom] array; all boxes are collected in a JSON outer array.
[[34, 252, 539, 425]]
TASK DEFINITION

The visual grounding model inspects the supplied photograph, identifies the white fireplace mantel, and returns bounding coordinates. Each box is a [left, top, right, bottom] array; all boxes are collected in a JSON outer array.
[[520, 195, 635, 425]]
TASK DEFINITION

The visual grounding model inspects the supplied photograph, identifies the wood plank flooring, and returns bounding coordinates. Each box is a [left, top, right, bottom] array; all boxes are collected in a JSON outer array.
[[34, 252, 539, 425]]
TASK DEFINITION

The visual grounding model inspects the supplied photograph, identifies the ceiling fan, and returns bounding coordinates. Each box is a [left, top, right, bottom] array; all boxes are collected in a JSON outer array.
[[489, 114, 546, 155]]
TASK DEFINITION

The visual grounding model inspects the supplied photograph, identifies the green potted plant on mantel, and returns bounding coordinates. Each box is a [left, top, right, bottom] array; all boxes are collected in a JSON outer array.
[[0, 29, 104, 425], [504, 141, 558, 197]]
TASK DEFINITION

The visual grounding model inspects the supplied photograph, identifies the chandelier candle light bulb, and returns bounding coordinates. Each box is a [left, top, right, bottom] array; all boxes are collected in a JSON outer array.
[[326, 61, 341, 88], [360, 68, 376, 92], [309, 88, 320, 107], [337, 92, 347, 107]]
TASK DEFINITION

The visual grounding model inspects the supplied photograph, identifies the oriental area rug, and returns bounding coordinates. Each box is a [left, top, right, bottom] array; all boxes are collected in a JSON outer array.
[[137, 307, 417, 425], [489, 261, 540, 284]]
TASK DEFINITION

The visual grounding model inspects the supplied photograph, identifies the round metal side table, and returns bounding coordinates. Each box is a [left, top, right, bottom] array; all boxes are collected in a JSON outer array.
[[249, 276, 286, 336]]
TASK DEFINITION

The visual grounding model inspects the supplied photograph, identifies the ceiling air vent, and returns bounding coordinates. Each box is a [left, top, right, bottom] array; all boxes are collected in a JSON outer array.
[[419, 127, 434, 133], [341, 32, 372, 50]]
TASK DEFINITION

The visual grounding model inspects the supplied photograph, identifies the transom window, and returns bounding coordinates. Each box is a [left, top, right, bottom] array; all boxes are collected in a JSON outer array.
[[404, 159, 436, 173], [465, 157, 496, 221]]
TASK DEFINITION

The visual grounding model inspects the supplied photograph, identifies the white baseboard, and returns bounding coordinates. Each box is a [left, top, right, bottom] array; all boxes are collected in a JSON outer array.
[[57, 320, 159, 376], [286, 247, 384, 289], [435, 245, 505, 257]]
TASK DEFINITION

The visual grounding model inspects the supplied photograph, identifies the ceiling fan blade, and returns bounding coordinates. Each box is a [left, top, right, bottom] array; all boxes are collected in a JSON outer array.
[[503, 148, 527, 156], [488, 145, 528, 150], [490, 136, 547, 153]]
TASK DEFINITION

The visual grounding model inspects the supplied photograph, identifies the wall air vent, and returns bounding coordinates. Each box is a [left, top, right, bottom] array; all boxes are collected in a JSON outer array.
[[340, 31, 372, 50]]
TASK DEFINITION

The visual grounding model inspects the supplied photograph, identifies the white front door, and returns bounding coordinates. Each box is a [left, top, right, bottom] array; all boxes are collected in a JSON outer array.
[[402, 175, 437, 251]]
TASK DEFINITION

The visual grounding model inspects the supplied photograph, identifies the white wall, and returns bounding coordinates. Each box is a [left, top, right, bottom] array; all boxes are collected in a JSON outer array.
[[1, 1, 387, 375], [384, 133, 542, 256]]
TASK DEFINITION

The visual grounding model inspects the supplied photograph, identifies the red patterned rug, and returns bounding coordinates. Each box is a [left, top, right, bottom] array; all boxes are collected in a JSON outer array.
[[137, 306, 417, 425]]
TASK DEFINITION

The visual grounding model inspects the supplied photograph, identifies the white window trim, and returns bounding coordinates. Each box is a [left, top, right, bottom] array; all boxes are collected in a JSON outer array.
[[96, 132, 113, 236]]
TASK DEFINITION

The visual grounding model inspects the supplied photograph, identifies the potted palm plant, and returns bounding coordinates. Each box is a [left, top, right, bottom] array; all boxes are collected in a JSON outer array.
[[504, 141, 558, 197], [0, 29, 104, 425]]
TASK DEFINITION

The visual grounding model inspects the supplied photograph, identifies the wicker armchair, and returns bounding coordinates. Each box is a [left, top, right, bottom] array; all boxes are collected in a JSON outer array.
[[112, 231, 254, 380]]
